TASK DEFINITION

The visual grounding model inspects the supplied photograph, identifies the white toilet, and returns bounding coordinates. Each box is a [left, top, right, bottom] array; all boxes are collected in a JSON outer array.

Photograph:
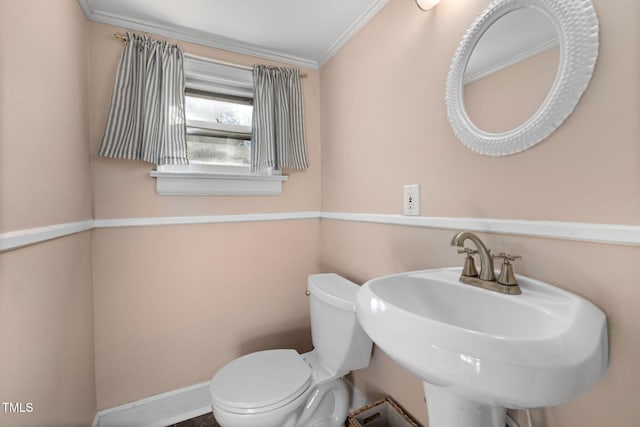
[[209, 273, 373, 427]]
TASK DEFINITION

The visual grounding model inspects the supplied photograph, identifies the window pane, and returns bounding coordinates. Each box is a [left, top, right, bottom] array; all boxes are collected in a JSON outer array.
[[185, 95, 252, 126], [187, 135, 251, 166]]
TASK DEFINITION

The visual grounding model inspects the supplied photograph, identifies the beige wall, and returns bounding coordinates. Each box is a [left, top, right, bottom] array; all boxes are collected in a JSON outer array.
[[0, 234, 96, 427], [92, 221, 319, 408], [0, 0, 93, 233], [0, 1, 96, 426], [320, 0, 640, 224], [320, 0, 640, 425], [87, 22, 323, 409]]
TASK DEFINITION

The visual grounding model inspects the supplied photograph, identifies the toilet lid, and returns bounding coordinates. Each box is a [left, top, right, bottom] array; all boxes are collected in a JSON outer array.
[[211, 349, 312, 413]]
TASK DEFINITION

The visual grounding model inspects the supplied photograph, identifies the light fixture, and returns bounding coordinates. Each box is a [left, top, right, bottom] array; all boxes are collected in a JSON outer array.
[[416, 0, 441, 11]]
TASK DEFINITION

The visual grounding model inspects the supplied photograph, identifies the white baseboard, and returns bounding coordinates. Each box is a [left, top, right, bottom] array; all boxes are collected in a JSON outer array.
[[91, 378, 370, 427], [92, 381, 212, 427]]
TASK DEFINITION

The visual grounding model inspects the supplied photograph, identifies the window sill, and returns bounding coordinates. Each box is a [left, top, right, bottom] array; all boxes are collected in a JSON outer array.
[[150, 169, 287, 196]]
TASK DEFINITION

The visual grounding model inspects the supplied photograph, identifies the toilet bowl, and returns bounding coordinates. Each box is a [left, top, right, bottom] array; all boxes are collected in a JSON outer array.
[[210, 274, 373, 427]]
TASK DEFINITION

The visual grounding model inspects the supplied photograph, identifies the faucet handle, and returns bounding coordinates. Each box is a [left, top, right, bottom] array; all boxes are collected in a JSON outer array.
[[458, 247, 479, 277], [493, 253, 521, 286], [457, 247, 478, 255], [493, 253, 521, 263]]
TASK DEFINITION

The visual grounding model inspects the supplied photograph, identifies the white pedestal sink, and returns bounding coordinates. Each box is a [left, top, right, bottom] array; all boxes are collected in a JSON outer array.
[[356, 267, 608, 427]]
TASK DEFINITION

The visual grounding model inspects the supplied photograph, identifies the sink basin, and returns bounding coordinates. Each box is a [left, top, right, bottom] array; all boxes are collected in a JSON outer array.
[[356, 267, 608, 426]]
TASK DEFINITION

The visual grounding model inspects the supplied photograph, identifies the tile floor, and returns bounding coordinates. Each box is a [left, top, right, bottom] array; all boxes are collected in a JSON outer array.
[[167, 412, 352, 427], [167, 412, 219, 427]]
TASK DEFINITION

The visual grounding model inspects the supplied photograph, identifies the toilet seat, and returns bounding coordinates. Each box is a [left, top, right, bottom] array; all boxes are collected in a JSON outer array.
[[211, 349, 312, 414]]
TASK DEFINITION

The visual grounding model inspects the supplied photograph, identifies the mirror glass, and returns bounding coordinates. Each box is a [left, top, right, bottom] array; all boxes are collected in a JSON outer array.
[[462, 8, 560, 134]]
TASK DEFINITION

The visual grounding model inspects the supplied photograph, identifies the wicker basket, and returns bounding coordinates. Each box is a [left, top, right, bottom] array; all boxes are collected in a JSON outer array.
[[347, 396, 422, 427]]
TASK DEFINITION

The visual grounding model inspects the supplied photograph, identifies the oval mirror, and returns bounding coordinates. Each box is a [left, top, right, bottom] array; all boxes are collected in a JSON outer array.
[[445, 0, 599, 156]]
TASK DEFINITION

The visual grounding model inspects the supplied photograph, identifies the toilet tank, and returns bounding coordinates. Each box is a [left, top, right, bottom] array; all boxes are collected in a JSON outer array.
[[307, 274, 373, 373]]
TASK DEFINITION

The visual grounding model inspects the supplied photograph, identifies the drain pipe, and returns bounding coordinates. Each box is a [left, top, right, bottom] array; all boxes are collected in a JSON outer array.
[[506, 409, 533, 427], [506, 413, 520, 427]]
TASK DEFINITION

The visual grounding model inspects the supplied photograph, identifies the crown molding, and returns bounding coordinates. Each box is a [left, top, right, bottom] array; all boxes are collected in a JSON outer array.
[[77, 0, 319, 69], [78, 0, 389, 69], [76, 0, 93, 18], [318, 0, 390, 67]]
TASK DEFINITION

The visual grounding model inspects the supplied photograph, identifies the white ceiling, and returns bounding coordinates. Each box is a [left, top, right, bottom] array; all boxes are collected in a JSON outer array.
[[78, 0, 390, 69]]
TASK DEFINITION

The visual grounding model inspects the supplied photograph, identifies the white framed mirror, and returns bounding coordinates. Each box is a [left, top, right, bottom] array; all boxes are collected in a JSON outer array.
[[445, 0, 599, 156]]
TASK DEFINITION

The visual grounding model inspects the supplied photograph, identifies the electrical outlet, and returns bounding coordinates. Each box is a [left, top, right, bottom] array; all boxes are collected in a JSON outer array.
[[403, 184, 420, 216]]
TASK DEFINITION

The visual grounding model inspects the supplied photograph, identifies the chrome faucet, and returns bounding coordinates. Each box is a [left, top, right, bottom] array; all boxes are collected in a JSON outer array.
[[450, 231, 522, 295]]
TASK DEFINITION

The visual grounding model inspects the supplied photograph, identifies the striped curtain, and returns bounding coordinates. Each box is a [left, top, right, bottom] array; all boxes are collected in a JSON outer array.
[[99, 33, 188, 165], [251, 65, 308, 172]]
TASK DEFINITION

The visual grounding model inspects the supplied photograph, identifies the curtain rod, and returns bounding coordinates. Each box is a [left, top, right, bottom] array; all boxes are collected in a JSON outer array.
[[114, 33, 307, 78]]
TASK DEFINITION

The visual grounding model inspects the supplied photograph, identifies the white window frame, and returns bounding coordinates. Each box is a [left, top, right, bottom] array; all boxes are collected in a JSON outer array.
[[150, 55, 287, 196]]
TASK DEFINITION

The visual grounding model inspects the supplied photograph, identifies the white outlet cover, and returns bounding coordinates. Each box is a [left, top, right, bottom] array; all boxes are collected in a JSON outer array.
[[403, 184, 420, 216]]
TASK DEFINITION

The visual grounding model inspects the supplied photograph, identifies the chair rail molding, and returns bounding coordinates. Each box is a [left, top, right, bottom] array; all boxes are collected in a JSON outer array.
[[1, 212, 639, 252], [320, 212, 640, 246], [0, 220, 94, 252]]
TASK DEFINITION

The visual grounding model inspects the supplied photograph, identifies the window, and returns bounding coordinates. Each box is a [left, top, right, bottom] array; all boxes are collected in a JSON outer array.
[[150, 56, 286, 195], [185, 90, 252, 168]]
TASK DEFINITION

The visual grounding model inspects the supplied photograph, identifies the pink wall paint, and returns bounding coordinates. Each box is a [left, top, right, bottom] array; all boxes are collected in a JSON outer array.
[[320, 0, 640, 224], [320, 0, 640, 425], [0, 234, 96, 427], [92, 221, 319, 408], [0, 0, 93, 233], [0, 1, 96, 426]]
